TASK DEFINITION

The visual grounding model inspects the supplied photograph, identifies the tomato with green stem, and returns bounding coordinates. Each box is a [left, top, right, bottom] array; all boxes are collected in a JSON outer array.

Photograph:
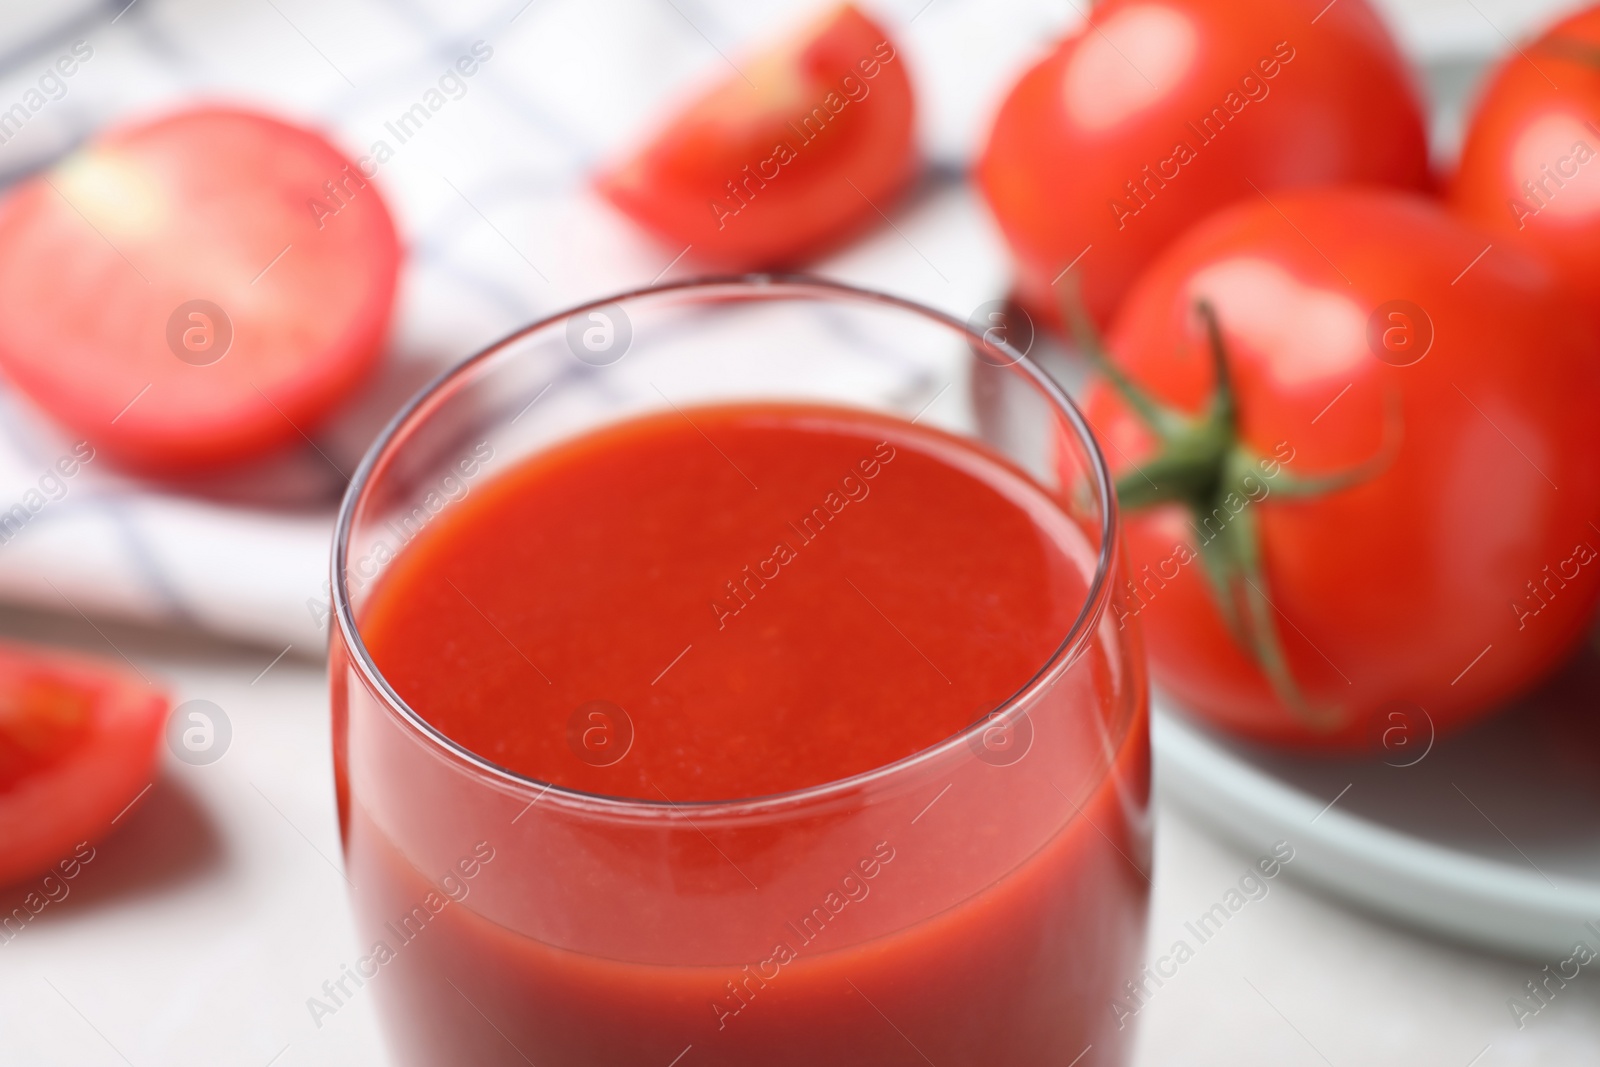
[[978, 0, 1430, 333], [1451, 4, 1600, 328], [596, 4, 916, 271], [1078, 189, 1600, 749], [1, 641, 168, 888]]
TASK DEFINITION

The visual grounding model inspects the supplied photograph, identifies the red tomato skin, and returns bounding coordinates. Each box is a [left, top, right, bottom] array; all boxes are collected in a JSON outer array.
[[0, 106, 402, 475], [0, 643, 168, 888], [597, 4, 916, 270], [978, 0, 1430, 331], [1450, 6, 1600, 327], [1085, 189, 1600, 750]]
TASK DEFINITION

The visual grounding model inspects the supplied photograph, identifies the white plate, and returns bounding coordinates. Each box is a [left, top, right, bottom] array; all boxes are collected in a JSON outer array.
[[1153, 638, 1600, 959]]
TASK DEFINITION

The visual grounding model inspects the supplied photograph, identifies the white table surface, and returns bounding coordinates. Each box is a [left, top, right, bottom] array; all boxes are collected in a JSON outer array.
[[1, 605, 1596, 1067]]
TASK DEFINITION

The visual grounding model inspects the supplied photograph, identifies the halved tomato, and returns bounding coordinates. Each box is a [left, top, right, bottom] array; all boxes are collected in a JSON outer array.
[[0, 105, 401, 475], [0, 641, 167, 887], [597, 3, 916, 270]]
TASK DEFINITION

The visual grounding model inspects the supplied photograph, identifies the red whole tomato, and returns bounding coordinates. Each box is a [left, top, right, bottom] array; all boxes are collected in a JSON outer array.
[[597, 3, 916, 270], [1451, 5, 1600, 324], [979, 0, 1430, 332], [0, 106, 401, 475], [1080, 188, 1600, 750], [0, 641, 168, 888]]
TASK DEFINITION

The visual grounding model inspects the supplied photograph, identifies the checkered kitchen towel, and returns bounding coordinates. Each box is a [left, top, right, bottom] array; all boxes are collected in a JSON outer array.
[[0, 0, 1567, 652]]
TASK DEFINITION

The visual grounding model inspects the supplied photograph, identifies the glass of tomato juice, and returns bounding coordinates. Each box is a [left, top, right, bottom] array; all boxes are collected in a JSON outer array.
[[329, 277, 1150, 1066]]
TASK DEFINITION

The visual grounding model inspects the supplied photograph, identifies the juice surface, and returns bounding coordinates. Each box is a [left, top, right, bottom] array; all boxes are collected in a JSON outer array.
[[360, 403, 1089, 801]]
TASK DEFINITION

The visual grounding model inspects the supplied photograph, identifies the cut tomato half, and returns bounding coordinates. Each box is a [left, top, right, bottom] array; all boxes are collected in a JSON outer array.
[[0, 641, 168, 888], [0, 105, 402, 475], [597, 3, 916, 270]]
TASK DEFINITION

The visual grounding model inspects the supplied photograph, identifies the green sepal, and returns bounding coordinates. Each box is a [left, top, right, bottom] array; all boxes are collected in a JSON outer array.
[[1080, 296, 1395, 732]]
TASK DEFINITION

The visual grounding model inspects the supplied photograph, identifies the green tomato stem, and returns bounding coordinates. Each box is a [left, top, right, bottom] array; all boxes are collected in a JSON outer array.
[[1069, 287, 1379, 732]]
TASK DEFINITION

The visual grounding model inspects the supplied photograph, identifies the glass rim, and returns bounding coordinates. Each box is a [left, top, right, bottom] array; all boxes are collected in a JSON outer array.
[[331, 273, 1122, 819]]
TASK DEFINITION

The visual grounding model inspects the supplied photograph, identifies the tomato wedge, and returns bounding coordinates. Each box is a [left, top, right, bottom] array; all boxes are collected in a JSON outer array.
[[597, 3, 916, 270], [1450, 5, 1600, 326], [0, 641, 167, 888], [0, 106, 401, 475]]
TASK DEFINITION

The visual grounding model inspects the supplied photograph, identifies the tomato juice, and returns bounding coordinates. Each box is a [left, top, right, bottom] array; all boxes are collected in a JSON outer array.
[[333, 402, 1149, 1066]]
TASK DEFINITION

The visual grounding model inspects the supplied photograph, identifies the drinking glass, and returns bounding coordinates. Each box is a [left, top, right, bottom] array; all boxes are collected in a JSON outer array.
[[329, 276, 1150, 1066]]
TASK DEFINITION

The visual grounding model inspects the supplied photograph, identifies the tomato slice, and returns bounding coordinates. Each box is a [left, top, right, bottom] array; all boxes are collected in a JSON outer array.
[[597, 3, 916, 270], [0, 641, 167, 887], [0, 106, 401, 475]]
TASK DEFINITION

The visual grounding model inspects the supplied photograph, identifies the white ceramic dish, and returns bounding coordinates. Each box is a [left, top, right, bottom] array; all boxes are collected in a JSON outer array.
[[1153, 638, 1600, 959]]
